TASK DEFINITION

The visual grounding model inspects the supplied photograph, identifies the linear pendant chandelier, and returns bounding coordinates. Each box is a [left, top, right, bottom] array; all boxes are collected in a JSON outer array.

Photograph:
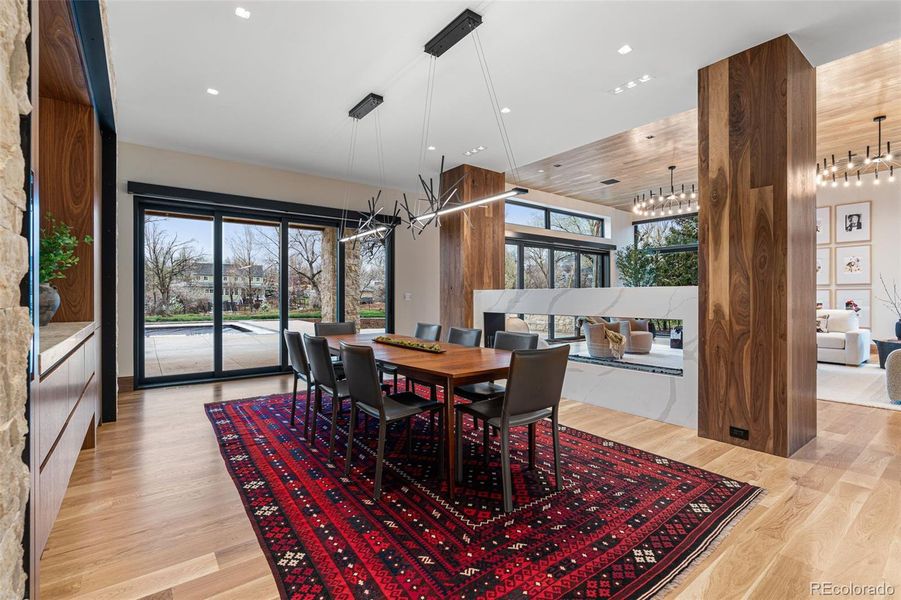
[[338, 9, 528, 244], [816, 115, 897, 187], [632, 165, 698, 218]]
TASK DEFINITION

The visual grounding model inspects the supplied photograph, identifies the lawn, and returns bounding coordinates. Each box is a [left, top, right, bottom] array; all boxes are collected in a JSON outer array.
[[145, 309, 385, 323]]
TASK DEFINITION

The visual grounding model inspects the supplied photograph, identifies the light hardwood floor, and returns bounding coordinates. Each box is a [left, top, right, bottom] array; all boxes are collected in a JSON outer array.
[[39, 375, 901, 599]]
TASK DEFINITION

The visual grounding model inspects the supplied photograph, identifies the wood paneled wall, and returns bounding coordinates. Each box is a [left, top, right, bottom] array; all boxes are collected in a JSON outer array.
[[38, 97, 96, 322], [697, 35, 817, 457], [439, 164, 506, 334]]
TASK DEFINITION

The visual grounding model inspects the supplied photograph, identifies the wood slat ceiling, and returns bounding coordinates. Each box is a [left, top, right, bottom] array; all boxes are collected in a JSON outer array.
[[517, 39, 901, 212]]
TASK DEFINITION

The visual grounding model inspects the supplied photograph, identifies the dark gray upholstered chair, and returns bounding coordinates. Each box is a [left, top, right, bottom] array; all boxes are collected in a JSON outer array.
[[283, 330, 314, 437], [402, 322, 445, 397], [454, 331, 539, 403], [303, 333, 351, 458], [447, 327, 482, 347], [314, 321, 356, 336], [341, 343, 443, 500], [380, 322, 443, 392], [454, 344, 569, 512]]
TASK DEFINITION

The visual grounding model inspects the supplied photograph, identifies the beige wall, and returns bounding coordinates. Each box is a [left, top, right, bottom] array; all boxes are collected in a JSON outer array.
[[816, 173, 901, 340], [0, 0, 32, 596], [117, 142, 438, 376]]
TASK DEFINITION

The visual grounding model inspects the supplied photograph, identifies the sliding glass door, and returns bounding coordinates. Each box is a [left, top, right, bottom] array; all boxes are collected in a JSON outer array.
[[221, 217, 282, 372], [142, 209, 215, 379], [136, 198, 392, 387]]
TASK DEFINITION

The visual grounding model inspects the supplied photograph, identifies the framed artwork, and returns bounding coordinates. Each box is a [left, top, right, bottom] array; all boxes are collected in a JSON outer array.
[[816, 248, 831, 285], [834, 201, 871, 244], [835, 244, 871, 285], [837, 288, 871, 328], [815, 206, 831, 245], [816, 289, 832, 310]]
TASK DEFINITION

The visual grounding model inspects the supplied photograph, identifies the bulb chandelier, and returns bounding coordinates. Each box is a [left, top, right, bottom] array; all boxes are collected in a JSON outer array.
[[816, 115, 897, 188], [632, 165, 699, 218]]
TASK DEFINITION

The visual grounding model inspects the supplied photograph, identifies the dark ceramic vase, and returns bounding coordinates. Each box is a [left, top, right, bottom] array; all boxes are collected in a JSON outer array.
[[39, 284, 60, 326], [895, 319, 901, 340]]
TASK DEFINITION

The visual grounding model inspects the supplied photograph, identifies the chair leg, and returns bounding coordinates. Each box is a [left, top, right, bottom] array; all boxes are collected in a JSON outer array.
[[430, 384, 436, 401], [304, 381, 313, 440], [345, 403, 356, 475], [437, 410, 445, 476], [290, 374, 298, 428], [454, 410, 463, 483], [528, 422, 537, 470], [328, 396, 340, 459], [374, 420, 387, 500], [500, 425, 513, 513], [315, 387, 322, 415], [552, 411, 562, 491], [393, 372, 398, 392]]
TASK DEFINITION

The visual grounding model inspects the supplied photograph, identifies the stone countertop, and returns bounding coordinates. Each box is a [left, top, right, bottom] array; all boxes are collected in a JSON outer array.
[[39, 321, 96, 375]]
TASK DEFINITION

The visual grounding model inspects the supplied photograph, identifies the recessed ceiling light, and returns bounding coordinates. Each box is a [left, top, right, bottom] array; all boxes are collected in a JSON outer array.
[[538, 169, 545, 173], [206, 88, 219, 95], [618, 44, 632, 55], [464, 151, 472, 156], [639, 74, 652, 83], [500, 107, 511, 114], [235, 7, 251, 19], [477, 145, 485, 151], [427, 145, 436, 151], [614, 87, 624, 94], [626, 81, 637, 89]]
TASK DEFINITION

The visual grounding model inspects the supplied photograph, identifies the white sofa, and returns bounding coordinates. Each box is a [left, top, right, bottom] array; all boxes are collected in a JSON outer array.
[[816, 309, 871, 366]]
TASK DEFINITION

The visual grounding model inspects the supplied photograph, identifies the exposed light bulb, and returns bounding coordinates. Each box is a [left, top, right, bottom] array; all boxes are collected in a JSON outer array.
[[889, 175, 895, 182], [427, 145, 436, 151], [847, 161, 854, 169], [235, 7, 251, 19], [831, 180, 838, 187], [500, 107, 511, 114], [206, 88, 219, 95], [831, 165, 837, 172], [680, 192, 686, 199], [856, 179, 862, 187], [618, 44, 633, 55], [874, 178, 880, 185], [865, 157, 871, 164], [887, 153, 893, 160], [690, 192, 697, 199], [843, 180, 849, 187]]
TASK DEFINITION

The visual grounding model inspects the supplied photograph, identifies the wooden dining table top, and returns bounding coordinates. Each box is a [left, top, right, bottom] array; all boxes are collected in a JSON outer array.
[[321, 333, 512, 379]]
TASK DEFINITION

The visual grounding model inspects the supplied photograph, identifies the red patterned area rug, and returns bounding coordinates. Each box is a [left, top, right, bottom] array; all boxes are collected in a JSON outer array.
[[205, 386, 762, 599]]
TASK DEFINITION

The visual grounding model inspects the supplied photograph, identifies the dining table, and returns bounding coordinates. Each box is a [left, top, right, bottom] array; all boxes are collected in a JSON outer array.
[[322, 332, 512, 500]]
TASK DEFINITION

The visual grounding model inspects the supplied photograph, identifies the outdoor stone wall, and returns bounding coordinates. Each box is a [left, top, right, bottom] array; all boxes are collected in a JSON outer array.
[[0, 0, 33, 598]]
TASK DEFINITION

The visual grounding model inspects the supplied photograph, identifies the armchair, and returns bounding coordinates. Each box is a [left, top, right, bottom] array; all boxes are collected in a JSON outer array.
[[618, 318, 654, 354], [816, 309, 871, 366]]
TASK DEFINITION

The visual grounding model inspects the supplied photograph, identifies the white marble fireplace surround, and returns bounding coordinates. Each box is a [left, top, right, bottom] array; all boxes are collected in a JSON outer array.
[[473, 287, 699, 429]]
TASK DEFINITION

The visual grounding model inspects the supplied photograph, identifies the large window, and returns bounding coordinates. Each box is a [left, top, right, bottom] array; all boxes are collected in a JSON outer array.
[[504, 236, 611, 340], [633, 215, 699, 286], [505, 201, 605, 238], [136, 196, 393, 386]]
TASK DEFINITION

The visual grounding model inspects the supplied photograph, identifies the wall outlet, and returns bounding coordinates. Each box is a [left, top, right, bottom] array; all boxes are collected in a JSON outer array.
[[729, 426, 749, 440], [403, 292, 413, 301]]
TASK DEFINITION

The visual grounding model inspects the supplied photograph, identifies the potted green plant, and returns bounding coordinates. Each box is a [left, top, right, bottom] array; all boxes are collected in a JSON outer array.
[[39, 214, 92, 326], [877, 274, 901, 339]]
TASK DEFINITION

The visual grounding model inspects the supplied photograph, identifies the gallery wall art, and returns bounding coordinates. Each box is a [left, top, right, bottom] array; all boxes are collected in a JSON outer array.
[[835, 244, 871, 286], [837, 288, 871, 328], [834, 201, 871, 244], [816, 206, 831, 245], [816, 247, 832, 285]]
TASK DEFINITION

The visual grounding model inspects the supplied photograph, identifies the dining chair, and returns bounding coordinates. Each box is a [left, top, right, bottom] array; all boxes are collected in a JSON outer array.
[[454, 331, 538, 403], [402, 322, 445, 397], [283, 330, 314, 438], [447, 327, 482, 347], [341, 343, 443, 500], [454, 344, 569, 512], [314, 321, 357, 336], [380, 322, 443, 392], [303, 333, 351, 458]]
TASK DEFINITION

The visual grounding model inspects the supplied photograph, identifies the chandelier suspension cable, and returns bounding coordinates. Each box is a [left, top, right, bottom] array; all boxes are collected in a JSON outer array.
[[339, 118, 360, 239], [472, 29, 520, 185], [418, 56, 438, 177], [375, 107, 386, 189]]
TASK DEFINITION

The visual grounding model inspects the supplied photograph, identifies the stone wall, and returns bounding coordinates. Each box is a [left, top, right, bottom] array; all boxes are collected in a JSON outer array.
[[0, 0, 33, 597]]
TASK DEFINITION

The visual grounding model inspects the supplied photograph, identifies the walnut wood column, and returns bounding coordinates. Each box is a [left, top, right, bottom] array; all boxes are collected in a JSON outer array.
[[697, 35, 816, 457], [439, 164, 506, 333]]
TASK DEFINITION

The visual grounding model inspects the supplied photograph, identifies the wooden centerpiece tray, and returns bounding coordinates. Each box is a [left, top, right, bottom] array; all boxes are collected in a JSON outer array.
[[373, 336, 446, 353]]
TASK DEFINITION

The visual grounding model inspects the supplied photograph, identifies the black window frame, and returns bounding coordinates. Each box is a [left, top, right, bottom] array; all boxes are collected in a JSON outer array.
[[504, 232, 612, 341], [505, 200, 606, 238], [132, 186, 395, 388]]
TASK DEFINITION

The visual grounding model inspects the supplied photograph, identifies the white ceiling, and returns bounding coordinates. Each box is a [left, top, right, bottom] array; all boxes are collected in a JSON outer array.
[[106, 1, 901, 199]]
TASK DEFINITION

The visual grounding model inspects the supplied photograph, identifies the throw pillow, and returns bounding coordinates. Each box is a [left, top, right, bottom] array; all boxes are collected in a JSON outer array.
[[816, 316, 828, 333]]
